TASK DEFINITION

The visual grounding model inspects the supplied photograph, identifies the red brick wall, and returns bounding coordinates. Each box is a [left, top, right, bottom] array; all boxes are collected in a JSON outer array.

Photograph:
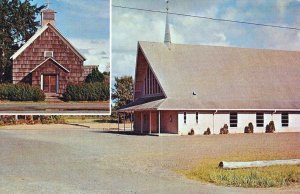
[[12, 26, 85, 93]]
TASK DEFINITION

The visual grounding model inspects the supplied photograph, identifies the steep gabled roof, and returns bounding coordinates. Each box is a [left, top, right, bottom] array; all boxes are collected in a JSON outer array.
[[30, 57, 70, 73], [122, 41, 300, 110], [10, 23, 86, 61]]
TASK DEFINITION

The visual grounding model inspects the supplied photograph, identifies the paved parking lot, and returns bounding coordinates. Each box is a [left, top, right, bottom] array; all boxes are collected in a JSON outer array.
[[0, 126, 299, 193]]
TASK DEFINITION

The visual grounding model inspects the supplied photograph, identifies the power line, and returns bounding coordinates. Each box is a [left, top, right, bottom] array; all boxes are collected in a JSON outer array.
[[112, 5, 300, 31]]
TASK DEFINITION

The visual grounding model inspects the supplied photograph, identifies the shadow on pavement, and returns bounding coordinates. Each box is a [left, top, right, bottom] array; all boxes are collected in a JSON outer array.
[[65, 123, 91, 128], [90, 130, 150, 136]]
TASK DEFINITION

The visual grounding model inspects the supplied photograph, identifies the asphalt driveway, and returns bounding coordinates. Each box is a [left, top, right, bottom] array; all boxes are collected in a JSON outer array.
[[0, 126, 299, 193]]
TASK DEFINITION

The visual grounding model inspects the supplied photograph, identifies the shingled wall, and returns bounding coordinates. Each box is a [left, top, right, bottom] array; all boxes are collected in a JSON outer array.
[[12, 26, 85, 93]]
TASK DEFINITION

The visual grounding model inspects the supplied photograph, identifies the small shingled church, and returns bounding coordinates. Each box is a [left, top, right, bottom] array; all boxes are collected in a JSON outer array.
[[11, 7, 97, 95], [118, 5, 300, 135]]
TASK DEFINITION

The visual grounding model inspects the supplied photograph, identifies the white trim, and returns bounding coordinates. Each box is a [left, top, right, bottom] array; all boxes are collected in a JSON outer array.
[[44, 51, 53, 58], [11, 25, 48, 60], [30, 57, 70, 73], [158, 111, 161, 135], [157, 108, 300, 111], [56, 74, 59, 93], [41, 74, 44, 90], [141, 112, 143, 133], [10, 23, 86, 61], [149, 111, 152, 134]]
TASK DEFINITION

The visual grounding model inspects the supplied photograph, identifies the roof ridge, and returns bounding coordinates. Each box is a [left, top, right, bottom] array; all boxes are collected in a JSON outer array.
[[138, 41, 300, 53], [11, 23, 86, 61]]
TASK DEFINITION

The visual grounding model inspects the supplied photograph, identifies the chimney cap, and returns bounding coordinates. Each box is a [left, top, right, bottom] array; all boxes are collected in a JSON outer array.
[[41, 8, 56, 13]]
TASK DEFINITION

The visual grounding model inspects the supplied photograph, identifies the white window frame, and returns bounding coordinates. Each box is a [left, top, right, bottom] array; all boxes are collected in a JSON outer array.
[[44, 51, 53, 58], [281, 113, 289, 127], [230, 112, 238, 127], [256, 113, 264, 127]]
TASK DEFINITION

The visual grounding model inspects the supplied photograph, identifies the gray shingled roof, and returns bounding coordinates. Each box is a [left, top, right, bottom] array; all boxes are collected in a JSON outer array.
[[120, 41, 300, 111]]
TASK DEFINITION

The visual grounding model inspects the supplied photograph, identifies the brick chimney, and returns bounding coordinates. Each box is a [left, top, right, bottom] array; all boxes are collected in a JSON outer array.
[[41, 9, 56, 26]]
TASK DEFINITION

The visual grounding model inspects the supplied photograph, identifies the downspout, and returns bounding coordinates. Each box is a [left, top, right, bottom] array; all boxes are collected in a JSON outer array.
[[213, 110, 218, 134], [272, 109, 277, 121]]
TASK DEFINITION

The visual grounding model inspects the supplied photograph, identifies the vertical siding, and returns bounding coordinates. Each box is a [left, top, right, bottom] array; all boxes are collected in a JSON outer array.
[[150, 111, 158, 133], [133, 112, 141, 133], [161, 111, 178, 134]]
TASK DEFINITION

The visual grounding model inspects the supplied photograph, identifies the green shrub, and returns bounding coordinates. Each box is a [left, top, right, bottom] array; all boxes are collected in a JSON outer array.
[[62, 82, 109, 102], [40, 116, 65, 124], [266, 121, 275, 133], [245, 122, 254, 133], [85, 68, 104, 83], [0, 83, 45, 101], [248, 122, 254, 133]]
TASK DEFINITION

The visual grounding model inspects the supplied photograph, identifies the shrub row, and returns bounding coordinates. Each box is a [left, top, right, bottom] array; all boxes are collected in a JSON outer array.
[[62, 82, 109, 101], [0, 115, 65, 126], [0, 83, 45, 101]]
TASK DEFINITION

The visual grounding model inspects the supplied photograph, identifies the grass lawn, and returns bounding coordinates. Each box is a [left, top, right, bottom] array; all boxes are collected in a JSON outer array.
[[179, 153, 300, 188]]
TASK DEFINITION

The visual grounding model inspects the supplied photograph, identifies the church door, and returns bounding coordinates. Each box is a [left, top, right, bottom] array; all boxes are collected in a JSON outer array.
[[43, 74, 57, 93]]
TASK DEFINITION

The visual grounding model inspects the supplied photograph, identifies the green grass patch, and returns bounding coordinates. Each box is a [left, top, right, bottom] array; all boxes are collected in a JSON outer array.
[[179, 155, 300, 188]]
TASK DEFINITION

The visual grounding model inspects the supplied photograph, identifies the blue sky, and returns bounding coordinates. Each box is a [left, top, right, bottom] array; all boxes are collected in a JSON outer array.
[[32, 0, 110, 72], [112, 0, 300, 78]]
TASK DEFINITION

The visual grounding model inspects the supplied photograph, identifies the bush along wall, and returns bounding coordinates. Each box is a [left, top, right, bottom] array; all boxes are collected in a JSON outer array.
[[62, 82, 109, 102], [0, 83, 45, 101]]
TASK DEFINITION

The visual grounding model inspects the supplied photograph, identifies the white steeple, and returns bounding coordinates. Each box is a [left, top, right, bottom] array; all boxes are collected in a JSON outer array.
[[164, 0, 171, 46]]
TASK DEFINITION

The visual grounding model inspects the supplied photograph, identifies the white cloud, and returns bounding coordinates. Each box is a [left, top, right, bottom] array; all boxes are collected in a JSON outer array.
[[70, 38, 110, 72], [57, 0, 109, 19], [112, 0, 300, 78]]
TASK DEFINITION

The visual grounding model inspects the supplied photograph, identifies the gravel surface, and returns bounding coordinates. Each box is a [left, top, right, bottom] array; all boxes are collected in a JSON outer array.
[[0, 125, 299, 193]]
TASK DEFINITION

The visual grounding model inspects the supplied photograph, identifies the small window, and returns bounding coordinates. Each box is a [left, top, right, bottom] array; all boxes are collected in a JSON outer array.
[[184, 112, 186, 124], [230, 112, 238, 127], [256, 113, 264, 127], [44, 51, 53, 58], [281, 113, 289, 127], [196, 112, 198, 123]]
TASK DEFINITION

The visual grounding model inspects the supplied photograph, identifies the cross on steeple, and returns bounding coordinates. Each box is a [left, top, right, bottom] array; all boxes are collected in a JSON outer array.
[[46, 0, 51, 9], [164, 0, 171, 46]]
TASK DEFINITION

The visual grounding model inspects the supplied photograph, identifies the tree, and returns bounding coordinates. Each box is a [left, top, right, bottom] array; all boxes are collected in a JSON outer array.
[[112, 76, 133, 109], [85, 68, 104, 83], [0, 0, 45, 83]]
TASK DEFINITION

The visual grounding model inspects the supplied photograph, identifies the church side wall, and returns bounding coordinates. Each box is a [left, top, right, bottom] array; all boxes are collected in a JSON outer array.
[[178, 112, 300, 135]]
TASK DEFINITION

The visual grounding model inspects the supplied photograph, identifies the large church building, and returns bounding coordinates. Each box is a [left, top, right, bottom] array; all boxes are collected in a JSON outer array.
[[118, 9, 300, 135]]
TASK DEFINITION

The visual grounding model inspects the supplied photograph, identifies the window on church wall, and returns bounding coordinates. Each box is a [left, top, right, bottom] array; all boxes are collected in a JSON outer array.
[[144, 77, 147, 95], [147, 67, 150, 94], [184, 112, 187, 124], [230, 112, 238, 127], [150, 70, 153, 94], [196, 112, 198, 123], [256, 113, 264, 127], [144, 66, 163, 96], [281, 113, 289, 127], [44, 51, 53, 58]]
